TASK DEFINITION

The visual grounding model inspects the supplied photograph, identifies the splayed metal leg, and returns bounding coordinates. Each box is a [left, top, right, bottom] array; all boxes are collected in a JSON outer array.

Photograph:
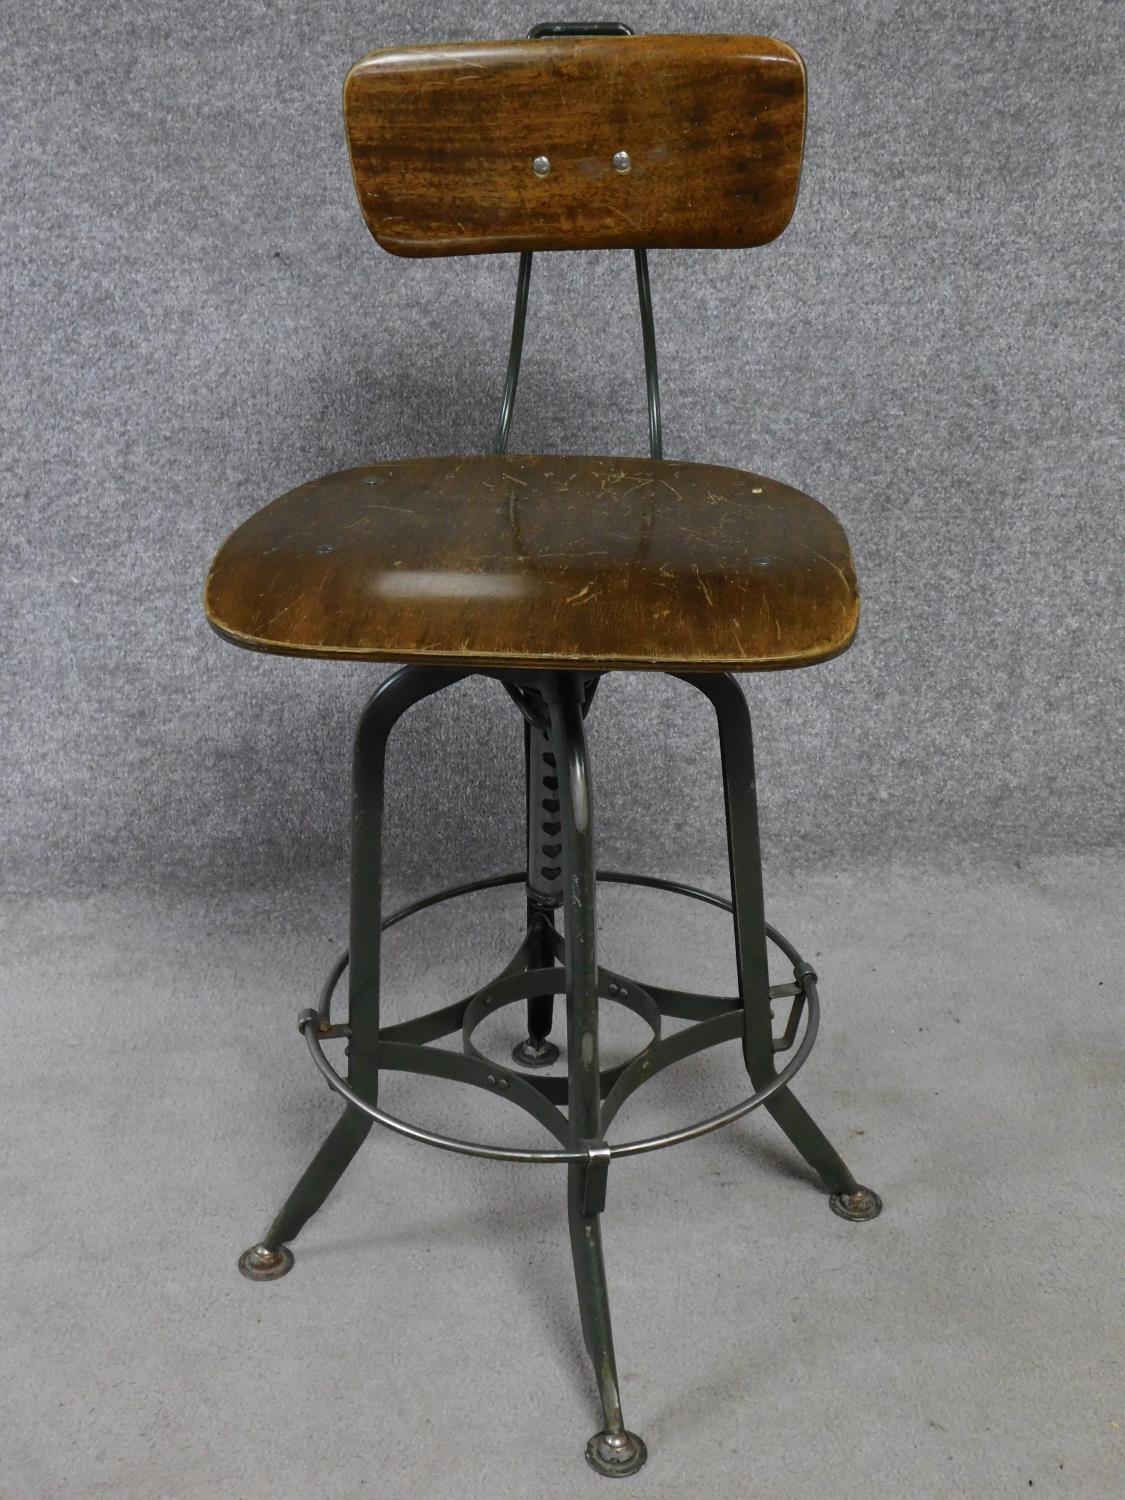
[[547, 675, 647, 1478], [237, 666, 469, 1278], [678, 671, 882, 1221], [238, 1107, 370, 1280], [570, 1167, 647, 1477]]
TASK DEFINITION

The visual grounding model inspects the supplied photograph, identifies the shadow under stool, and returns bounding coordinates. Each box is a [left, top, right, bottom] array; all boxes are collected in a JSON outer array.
[[205, 23, 882, 1480]]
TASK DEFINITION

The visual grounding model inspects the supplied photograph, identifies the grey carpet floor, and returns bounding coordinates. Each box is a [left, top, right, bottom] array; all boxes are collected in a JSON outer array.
[[2, 852, 1122, 1499]]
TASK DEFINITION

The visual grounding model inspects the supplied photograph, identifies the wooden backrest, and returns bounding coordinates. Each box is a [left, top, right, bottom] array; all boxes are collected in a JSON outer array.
[[343, 34, 806, 257]]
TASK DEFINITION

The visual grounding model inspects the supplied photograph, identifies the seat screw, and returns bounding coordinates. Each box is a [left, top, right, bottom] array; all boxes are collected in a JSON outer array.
[[532, 155, 551, 176], [612, 150, 632, 174]]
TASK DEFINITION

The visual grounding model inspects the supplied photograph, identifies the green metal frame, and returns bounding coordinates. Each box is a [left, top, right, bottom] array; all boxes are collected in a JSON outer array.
[[238, 666, 881, 1478]]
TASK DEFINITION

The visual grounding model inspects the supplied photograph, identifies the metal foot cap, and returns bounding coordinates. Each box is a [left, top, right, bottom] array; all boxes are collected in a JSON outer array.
[[238, 1243, 294, 1281], [585, 1429, 648, 1478], [510, 1036, 560, 1069], [829, 1185, 883, 1222]]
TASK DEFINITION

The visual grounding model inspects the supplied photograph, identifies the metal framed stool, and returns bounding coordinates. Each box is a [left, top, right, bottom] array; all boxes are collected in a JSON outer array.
[[206, 23, 881, 1479]]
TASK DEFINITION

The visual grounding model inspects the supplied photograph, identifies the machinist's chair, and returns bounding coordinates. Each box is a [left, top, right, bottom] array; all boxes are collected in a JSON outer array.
[[206, 24, 881, 1479]]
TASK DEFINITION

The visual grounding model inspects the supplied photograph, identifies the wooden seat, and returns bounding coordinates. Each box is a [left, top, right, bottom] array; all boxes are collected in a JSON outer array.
[[205, 453, 858, 672]]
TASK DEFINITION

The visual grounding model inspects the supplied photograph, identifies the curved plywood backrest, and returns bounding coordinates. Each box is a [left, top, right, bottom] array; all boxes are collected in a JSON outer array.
[[343, 34, 807, 257]]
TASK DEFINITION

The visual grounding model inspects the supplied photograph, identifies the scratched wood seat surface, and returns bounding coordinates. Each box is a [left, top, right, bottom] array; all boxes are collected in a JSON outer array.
[[206, 31, 858, 675], [205, 455, 857, 672]]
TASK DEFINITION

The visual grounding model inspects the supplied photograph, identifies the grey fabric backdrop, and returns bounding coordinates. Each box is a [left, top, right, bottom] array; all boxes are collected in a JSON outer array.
[[2, 1, 1122, 896]]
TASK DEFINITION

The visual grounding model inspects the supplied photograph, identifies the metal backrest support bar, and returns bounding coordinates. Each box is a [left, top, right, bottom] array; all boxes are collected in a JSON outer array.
[[493, 248, 662, 460], [494, 22, 663, 460], [633, 247, 663, 459], [493, 251, 533, 455]]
